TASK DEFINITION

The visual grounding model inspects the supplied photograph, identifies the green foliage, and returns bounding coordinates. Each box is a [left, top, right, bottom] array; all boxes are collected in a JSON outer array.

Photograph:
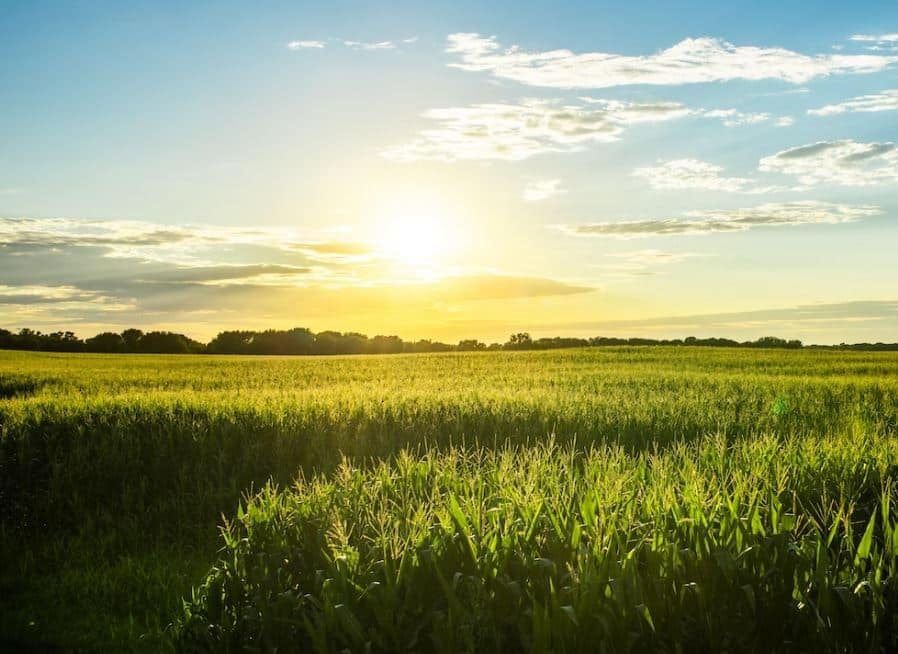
[[177, 438, 898, 652], [1, 347, 898, 651], [6, 323, 898, 355]]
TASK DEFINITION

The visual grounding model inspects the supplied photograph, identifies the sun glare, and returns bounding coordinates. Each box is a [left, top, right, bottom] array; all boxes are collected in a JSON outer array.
[[381, 215, 445, 264], [375, 198, 457, 273]]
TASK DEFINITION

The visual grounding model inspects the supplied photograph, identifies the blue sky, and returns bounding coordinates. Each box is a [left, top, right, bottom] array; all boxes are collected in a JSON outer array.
[[1, 1, 897, 342]]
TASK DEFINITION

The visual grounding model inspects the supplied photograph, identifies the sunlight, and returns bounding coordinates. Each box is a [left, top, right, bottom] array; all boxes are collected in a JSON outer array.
[[375, 199, 456, 272], [380, 214, 445, 265]]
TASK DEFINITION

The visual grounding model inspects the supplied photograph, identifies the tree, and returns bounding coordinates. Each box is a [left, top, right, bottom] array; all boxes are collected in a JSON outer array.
[[86, 332, 124, 353], [457, 339, 486, 351], [207, 330, 254, 354], [121, 328, 144, 352], [370, 335, 404, 354], [136, 331, 204, 354], [505, 333, 533, 350], [312, 331, 342, 355]]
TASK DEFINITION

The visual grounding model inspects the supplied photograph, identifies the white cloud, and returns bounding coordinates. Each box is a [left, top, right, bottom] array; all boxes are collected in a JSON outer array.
[[0, 284, 133, 313], [344, 40, 395, 50], [609, 250, 701, 265], [698, 108, 793, 127], [759, 140, 898, 186], [0, 217, 373, 265], [287, 40, 326, 50], [556, 201, 879, 238], [808, 89, 898, 116], [445, 33, 898, 89], [633, 159, 754, 192], [847, 34, 898, 53], [382, 98, 691, 162], [632, 158, 790, 194], [702, 109, 771, 127], [402, 36, 419, 44], [523, 179, 566, 202], [0, 217, 594, 331], [850, 34, 898, 43]]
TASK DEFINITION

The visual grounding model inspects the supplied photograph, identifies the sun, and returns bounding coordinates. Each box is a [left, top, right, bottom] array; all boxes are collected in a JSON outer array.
[[376, 202, 456, 270], [381, 215, 445, 264]]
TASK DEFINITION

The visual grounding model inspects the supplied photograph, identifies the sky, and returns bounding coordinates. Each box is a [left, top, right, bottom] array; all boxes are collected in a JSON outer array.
[[1, 0, 897, 344]]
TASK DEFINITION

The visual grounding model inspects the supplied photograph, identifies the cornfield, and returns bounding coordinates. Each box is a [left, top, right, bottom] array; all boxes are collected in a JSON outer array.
[[2, 347, 898, 652]]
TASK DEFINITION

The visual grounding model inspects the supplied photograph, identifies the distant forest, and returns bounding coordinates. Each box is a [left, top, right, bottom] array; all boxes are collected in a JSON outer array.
[[2, 327, 897, 354]]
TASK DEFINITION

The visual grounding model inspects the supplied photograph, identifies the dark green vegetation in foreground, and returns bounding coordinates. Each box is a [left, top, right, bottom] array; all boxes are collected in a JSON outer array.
[[2, 348, 898, 651]]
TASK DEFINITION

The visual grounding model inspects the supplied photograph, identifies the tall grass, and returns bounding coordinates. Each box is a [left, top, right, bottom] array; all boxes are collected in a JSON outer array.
[[178, 436, 898, 652], [2, 347, 898, 651], [4, 348, 897, 542]]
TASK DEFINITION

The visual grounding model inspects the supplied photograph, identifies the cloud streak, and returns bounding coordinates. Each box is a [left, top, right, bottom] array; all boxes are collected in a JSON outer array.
[[759, 140, 898, 186], [287, 40, 326, 50], [633, 159, 756, 193], [557, 201, 879, 238], [702, 109, 771, 127], [593, 249, 704, 278], [445, 33, 898, 89], [523, 179, 566, 202], [632, 158, 790, 194], [382, 99, 691, 161], [850, 34, 898, 43], [808, 89, 898, 116], [136, 264, 313, 285], [344, 40, 396, 51], [0, 217, 373, 265], [0, 216, 594, 336]]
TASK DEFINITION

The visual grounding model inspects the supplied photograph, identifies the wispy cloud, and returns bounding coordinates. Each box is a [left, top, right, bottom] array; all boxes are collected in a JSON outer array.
[[850, 34, 898, 43], [846, 34, 898, 53], [523, 179, 566, 202], [594, 249, 704, 278], [759, 140, 898, 186], [137, 264, 312, 285], [697, 108, 793, 127], [382, 99, 691, 161], [632, 159, 791, 194], [287, 40, 326, 50], [808, 89, 898, 116], [445, 33, 898, 89], [0, 217, 373, 265], [286, 241, 373, 258], [702, 109, 771, 127], [633, 159, 756, 193], [0, 217, 594, 335], [0, 218, 588, 297], [433, 274, 590, 301], [0, 285, 133, 316], [287, 38, 408, 52], [556, 201, 879, 238], [344, 40, 396, 50], [0, 284, 120, 305], [609, 250, 701, 266]]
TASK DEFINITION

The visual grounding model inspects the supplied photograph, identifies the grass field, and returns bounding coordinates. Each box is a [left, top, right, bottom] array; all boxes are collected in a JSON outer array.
[[2, 347, 898, 651]]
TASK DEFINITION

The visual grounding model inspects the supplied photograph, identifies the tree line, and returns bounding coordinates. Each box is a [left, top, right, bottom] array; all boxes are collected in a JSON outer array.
[[2, 326, 897, 355]]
